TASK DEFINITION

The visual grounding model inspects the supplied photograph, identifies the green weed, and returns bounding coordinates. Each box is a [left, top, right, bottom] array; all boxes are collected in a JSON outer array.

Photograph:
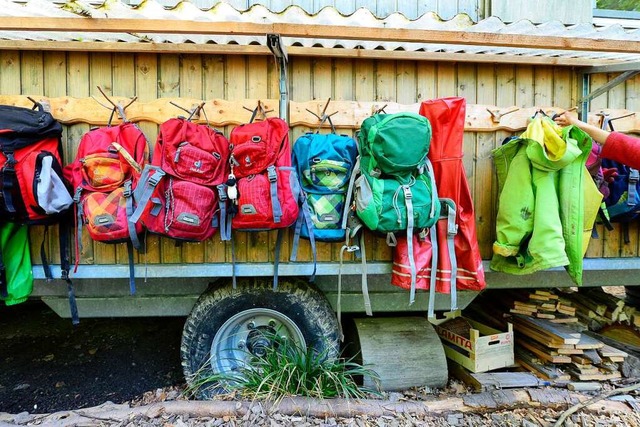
[[186, 332, 380, 401]]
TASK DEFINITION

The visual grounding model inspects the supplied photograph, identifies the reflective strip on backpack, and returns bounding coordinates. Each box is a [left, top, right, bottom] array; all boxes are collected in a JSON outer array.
[[427, 223, 439, 319], [359, 232, 372, 316], [445, 201, 458, 312], [267, 165, 282, 223], [628, 168, 639, 207], [402, 185, 417, 305], [217, 184, 231, 241], [425, 158, 438, 220], [1, 151, 16, 213], [124, 180, 141, 252], [341, 157, 360, 229]]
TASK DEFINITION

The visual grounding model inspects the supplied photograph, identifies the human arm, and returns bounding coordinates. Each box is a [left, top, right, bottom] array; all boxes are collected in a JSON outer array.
[[553, 112, 611, 144], [554, 112, 640, 169]]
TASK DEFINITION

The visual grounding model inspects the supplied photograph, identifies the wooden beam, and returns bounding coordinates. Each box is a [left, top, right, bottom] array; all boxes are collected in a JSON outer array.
[[0, 41, 614, 67], [0, 17, 639, 54], [2, 95, 639, 134]]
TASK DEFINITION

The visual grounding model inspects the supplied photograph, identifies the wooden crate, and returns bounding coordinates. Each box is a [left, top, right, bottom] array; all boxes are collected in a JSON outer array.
[[432, 311, 514, 373]]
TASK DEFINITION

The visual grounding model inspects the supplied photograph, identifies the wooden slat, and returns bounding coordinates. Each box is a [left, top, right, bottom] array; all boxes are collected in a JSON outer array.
[[42, 51, 67, 268], [355, 58, 376, 262], [312, 56, 335, 263], [246, 55, 272, 265], [474, 64, 496, 259], [372, 59, 397, 262], [289, 56, 314, 263], [65, 52, 96, 267], [181, 54, 207, 265], [226, 55, 249, 265], [0, 41, 614, 67], [90, 52, 118, 265], [133, 53, 161, 265], [202, 54, 228, 264], [416, 62, 436, 103], [157, 54, 184, 264], [1, 17, 639, 54]]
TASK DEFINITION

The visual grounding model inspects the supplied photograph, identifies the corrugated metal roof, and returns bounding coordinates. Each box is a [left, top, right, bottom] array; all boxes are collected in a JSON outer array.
[[1, 0, 640, 65]]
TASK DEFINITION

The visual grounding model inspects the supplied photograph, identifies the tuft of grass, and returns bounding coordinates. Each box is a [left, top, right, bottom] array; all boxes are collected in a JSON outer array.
[[186, 331, 380, 401]]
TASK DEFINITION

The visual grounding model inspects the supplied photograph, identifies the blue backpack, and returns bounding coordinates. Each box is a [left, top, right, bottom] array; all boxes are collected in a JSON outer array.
[[597, 113, 640, 243], [290, 132, 358, 278], [601, 158, 640, 241]]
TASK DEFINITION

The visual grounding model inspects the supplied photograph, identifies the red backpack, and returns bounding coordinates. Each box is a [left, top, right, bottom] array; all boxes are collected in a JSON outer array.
[[0, 103, 72, 224], [131, 117, 230, 241], [228, 117, 299, 230], [64, 118, 148, 293], [1, 102, 76, 321]]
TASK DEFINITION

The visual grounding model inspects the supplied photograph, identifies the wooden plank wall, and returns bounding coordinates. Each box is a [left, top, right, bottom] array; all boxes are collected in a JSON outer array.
[[1, 50, 634, 266]]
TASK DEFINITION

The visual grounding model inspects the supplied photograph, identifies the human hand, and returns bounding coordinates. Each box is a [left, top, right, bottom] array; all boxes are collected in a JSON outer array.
[[553, 111, 579, 127]]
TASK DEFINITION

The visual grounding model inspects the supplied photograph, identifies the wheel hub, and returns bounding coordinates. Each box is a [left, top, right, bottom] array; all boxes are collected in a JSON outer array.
[[210, 308, 306, 375], [246, 326, 276, 357]]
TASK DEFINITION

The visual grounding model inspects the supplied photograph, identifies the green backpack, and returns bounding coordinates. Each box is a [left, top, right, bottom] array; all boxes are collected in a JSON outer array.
[[355, 112, 440, 236], [0, 222, 33, 306], [346, 112, 441, 309]]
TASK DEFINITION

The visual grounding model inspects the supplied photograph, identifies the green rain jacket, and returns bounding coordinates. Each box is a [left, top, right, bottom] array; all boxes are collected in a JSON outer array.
[[0, 222, 33, 305], [490, 118, 594, 285]]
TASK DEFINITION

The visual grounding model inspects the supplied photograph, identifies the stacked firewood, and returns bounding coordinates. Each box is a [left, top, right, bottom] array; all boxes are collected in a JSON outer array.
[[465, 288, 635, 383]]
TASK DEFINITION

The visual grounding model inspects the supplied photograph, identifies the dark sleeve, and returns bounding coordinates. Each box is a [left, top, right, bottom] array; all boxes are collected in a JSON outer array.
[[601, 132, 640, 169]]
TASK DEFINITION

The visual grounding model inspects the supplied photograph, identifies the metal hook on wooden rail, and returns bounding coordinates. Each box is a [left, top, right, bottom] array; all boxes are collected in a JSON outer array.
[[597, 110, 636, 131], [486, 106, 519, 123], [243, 100, 273, 123], [372, 104, 388, 115], [94, 86, 137, 124], [26, 96, 51, 113], [306, 98, 338, 133], [170, 101, 206, 122]]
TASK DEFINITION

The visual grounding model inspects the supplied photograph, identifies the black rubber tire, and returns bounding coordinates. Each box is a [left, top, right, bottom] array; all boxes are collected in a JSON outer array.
[[180, 277, 340, 398]]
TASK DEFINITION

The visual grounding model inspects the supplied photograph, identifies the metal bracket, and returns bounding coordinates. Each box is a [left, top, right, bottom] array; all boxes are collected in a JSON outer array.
[[267, 34, 289, 123]]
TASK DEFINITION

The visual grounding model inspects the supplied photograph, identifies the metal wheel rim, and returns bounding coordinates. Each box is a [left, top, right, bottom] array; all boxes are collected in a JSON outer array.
[[209, 308, 306, 374]]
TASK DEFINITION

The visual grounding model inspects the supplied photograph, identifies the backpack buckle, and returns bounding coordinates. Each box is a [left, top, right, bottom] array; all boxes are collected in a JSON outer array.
[[73, 187, 83, 203], [267, 165, 277, 182], [402, 185, 412, 200], [148, 169, 166, 186], [123, 180, 132, 198], [4, 151, 16, 166], [217, 184, 228, 201], [386, 232, 397, 247], [448, 211, 458, 236]]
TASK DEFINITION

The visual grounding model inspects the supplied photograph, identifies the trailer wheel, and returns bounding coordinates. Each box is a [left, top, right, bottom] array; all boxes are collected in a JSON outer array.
[[180, 277, 340, 398]]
